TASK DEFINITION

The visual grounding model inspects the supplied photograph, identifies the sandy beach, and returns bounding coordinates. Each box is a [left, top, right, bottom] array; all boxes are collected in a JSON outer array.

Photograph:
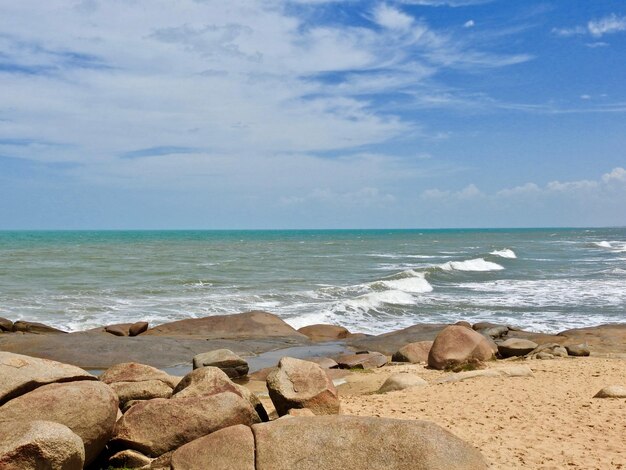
[[332, 357, 626, 469]]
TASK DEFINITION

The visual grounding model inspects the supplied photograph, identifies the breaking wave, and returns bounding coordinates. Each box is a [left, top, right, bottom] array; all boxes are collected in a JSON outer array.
[[490, 248, 517, 259]]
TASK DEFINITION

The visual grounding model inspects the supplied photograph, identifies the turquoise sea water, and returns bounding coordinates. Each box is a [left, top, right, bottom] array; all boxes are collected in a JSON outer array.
[[0, 228, 624, 334]]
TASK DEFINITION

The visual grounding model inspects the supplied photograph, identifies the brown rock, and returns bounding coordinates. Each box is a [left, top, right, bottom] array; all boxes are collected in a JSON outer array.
[[297, 324, 350, 342], [302, 356, 338, 369], [129, 321, 149, 336], [172, 367, 243, 399], [557, 324, 626, 355], [0, 317, 13, 332], [565, 343, 591, 357], [108, 449, 152, 468], [111, 392, 260, 457], [455, 321, 472, 328], [105, 324, 129, 337], [287, 408, 316, 417], [100, 362, 179, 388], [0, 420, 85, 470], [0, 381, 118, 465], [497, 338, 538, 358], [335, 351, 387, 369], [142, 311, 307, 340], [377, 373, 427, 393], [0, 351, 96, 406], [12, 320, 67, 335], [252, 415, 488, 470], [266, 357, 340, 416], [428, 325, 496, 370], [110, 380, 173, 408], [192, 349, 249, 378], [392, 341, 433, 363], [347, 323, 446, 355], [170, 424, 254, 470]]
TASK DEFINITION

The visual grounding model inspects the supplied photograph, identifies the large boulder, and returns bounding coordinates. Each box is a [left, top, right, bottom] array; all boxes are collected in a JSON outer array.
[[335, 351, 387, 369], [192, 349, 249, 378], [170, 424, 254, 470], [129, 321, 149, 337], [428, 325, 496, 370], [111, 392, 260, 457], [0, 381, 118, 465], [0, 317, 13, 332], [142, 311, 307, 340], [347, 323, 446, 355], [110, 380, 173, 408], [497, 338, 538, 358], [0, 420, 85, 470], [172, 367, 268, 422], [99, 362, 179, 388], [297, 324, 350, 342], [252, 415, 488, 470], [392, 341, 433, 363], [104, 323, 132, 336], [266, 357, 339, 416], [12, 320, 67, 334], [0, 351, 96, 405]]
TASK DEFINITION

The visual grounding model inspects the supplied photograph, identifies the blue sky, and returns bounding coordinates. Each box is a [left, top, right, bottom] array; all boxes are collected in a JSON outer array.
[[0, 0, 625, 229]]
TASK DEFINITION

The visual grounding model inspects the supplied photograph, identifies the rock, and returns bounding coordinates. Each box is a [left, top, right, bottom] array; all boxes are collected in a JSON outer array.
[[100, 362, 179, 388], [481, 325, 509, 339], [108, 449, 152, 468], [497, 338, 538, 358], [377, 373, 427, 393], [528, 343, 569, 359], [472, 322, 505, 331], [170, 424, 254, 470], [335, 351, 387, 369], [302, 357, 338, 369], [593, 385, 626, 398], [112, 392, 260, 457], [0, 317, 13, 332], [129, 321, 149, 336], [0, 420, 85, 470], [12, 320, 67, 334], [142, 311, 307, 340], [192, 349, 249, 378], [252, 415, 488, 470], [436, 366, 534, 384], [110, 380, 173, 408], [266, 357, 340, 416], [287, 408, 316, 417], [0, 351, 96, 405], [565, 343, 590, 357], [0, 380, 118, 465], [297, 324, 350, 342], [347, 323, 446, 355], [455, 321, 472, 328], [105, 324, 129, 336], [172, 367, 242, 398], [144, 451, 173, 469], [557, 324, 626, 355], [392, 341, 433, 363], [428, 325, 496, 370]]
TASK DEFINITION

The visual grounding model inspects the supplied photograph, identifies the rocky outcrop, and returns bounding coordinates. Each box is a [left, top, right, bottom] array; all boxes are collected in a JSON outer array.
[[428, 325, 496, 370], [129, 321, 149, 337], [497, 338, 538, 358], [12, 320, 67, 334], [193, 349, 249, 378], [527, 343, 568, 360], [0, 420, 85, 470], [347, 323, 446, 355], [377, 373, 427, 393], [252, 415, 488, 470], [143, 311, 307, 340], [110, 380, 174, 408], [335, 351, 387, 369], [170, 424, 255, 470], [565, 343, 590, 357], [392, 341, 433, 363], [0, 380, 118, 465], [104, 324, 132, 336], [0, 351, 96, 405], [0, 317, 13, 332], [436, 366, 534, 384], [111, 392, 260, 457], [297, 324, 350, 342], [266, 357, 339, 416]]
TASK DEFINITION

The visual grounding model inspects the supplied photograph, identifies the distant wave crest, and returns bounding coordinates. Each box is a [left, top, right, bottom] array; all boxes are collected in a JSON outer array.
[[490, 248, 517, 259], [440, 258, 505, 272]]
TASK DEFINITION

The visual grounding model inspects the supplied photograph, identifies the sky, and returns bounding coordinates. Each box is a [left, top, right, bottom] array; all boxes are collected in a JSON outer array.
[[0, 0, 625, 229]]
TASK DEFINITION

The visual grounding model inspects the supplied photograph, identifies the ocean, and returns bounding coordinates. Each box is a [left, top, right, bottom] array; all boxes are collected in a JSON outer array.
[[0, 228, 624, 335]]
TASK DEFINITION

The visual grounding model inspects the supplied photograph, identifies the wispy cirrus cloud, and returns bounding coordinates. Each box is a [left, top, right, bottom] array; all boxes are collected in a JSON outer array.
[[553, 13, 626, 38]]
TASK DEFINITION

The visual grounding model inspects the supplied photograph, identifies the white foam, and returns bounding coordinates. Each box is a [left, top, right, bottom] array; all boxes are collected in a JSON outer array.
[[344, 290, 416, 310], [594, 241, 612, 248], [440, 258, 504, 272], [379, 274, 433, 293], [490, 249, 517, 259]]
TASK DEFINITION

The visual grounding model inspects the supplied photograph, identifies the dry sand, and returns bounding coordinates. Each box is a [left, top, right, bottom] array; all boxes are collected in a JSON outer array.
[[336, 357, 626, 470]]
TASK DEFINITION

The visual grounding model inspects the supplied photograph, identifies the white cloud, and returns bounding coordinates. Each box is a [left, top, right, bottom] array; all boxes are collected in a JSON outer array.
[[602, 167, 626, 184], [372, 4, 414, 31], [553, 14, 626, 38], [400, 0, 493, 7], [421, 183, 482, 200], [464, 20, 475, 28]]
